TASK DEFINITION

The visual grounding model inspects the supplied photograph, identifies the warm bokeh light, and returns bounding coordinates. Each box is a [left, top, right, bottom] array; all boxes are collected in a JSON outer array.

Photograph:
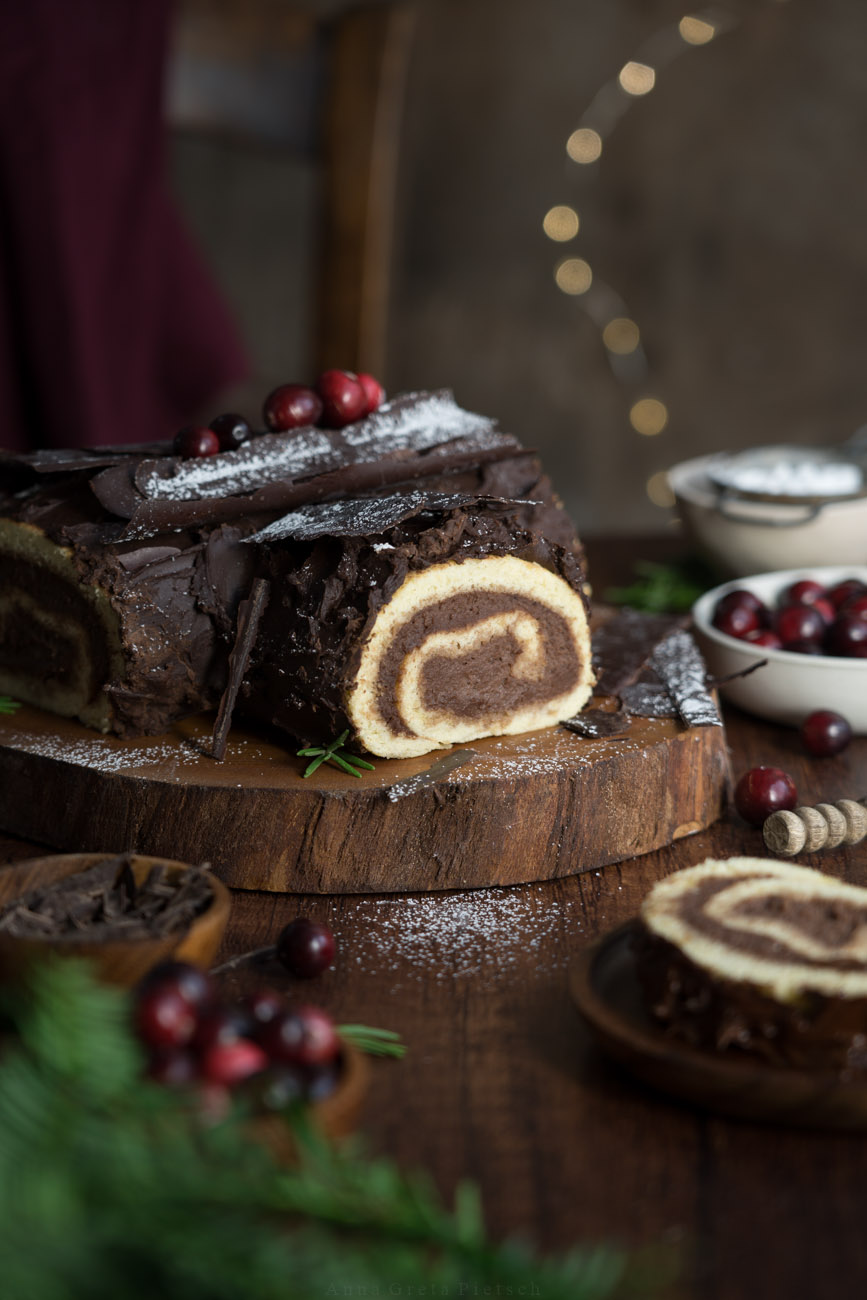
[[554, 258, 593, 295], [618, 62, 656, 96], [566, 127, 603, 164], [602, 317, 640, 354], [542, 205, 580, 241], [678, 15, 717, 45], [630, 398, 669, 435], [646, 471, 676, 508]]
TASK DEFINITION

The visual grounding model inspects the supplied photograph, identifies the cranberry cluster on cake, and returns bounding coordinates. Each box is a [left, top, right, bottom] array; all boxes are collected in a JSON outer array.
[[0, 381, 594, 758]]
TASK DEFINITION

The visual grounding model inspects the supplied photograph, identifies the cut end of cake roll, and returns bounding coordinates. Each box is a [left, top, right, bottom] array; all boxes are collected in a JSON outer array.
[[637, 857, 867, 1070], [345, 555, 595, 758], [0, 519, 124, 732]]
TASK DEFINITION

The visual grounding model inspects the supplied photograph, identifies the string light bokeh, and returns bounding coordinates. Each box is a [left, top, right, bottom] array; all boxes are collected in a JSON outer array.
[[543, 4, 789, 513]]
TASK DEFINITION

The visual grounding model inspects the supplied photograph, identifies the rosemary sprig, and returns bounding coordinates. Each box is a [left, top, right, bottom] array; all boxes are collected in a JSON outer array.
[[338, 1024, 407, 1059], [0, 695, 21, 715], [297, 729, 376, 779]]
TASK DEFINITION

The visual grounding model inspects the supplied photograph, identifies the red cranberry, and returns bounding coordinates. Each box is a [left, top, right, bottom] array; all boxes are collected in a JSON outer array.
[[209, 412, 251, 451], [826, 612, 867, 658], [743, 628, 782, 649], [775, 604, 826, 647], [357, 372, 386, 415], [712, 603, 761, 639], [191, 1004, 254, 1053], [800, 710, 853, 757], [276, 918, 336, 979], [843, 594, 867, 619], [781, 579, 827, 607], [145, 1049, 199, 1086], [785, 639, 825, 655], [316, 370, 367, 428], [173, 425, 221, 459], [137, 961, 215, 1011], [715, 589, 768, 619], [134, 985, 198, 1050], [259, 1005, 340, 1068], [827, 578, 867, 610], [263, 384, 323, 432], [242, 988, 287, 1032], [304, 1058, 342, 1101], [200, 1039, 268, 1087], [734, 766, 798, 827]]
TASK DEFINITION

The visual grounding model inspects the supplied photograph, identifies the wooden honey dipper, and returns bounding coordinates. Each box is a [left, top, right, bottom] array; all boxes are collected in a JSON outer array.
[[763, 797, 867, 857]]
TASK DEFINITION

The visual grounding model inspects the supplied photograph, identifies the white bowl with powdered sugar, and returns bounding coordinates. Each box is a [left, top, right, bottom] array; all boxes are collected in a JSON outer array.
[[669, 449, 867, 577]]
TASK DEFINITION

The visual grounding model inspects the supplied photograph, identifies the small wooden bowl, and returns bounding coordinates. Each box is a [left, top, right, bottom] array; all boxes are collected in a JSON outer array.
[[0, 853, 231, 987]]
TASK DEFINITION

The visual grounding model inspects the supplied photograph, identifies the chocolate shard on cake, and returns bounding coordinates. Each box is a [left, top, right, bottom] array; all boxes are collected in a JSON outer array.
[[636, 857, 867, 1071], [0, 391, 592, 753], [238, 490, 594, 758]]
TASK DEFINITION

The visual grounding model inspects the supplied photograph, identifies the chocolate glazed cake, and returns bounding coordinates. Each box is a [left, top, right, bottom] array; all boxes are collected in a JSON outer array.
[[636, 858, 867, 1072], [0, 392, 593, 757]]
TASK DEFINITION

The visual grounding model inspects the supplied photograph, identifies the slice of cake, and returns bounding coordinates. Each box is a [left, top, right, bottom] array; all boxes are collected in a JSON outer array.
[[636, 857, 867, 1071], [0, 392, 593, 756]]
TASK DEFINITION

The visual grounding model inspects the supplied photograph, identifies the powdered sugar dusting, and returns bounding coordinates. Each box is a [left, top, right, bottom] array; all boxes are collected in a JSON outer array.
[[246, 490, 476, 543], [332, 884, 584, 984], [140, 427, 338, 501], [341, 391, 496, 453], [1, 730, 263, 778]]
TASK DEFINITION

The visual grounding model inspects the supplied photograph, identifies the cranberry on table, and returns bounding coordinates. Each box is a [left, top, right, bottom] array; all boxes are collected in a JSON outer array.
[[277, 918, 336, 979], [263, 383, 323, 432], [259, 1005, 341, 1068], [316, 369, 368, 428], [734, 766, 798, 827], [826, 612, 867, 658], [173, 425, 221, 459], [356, 372, 386, 415], [774, 603, 826, 647], [800, 710, 853, 757], [209, 412, 251, 451], [242, 988, 287, 1030]]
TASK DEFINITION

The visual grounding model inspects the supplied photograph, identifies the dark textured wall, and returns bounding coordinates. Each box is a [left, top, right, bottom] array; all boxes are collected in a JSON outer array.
[[172, 0, 867, 534]]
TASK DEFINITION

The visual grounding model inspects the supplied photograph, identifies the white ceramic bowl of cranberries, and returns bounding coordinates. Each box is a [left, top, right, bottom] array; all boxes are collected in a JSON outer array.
[[692, 566, 867, 733]]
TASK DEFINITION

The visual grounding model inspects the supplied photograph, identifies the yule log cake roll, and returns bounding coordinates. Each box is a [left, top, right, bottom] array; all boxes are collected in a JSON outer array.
[[239, 490, 595, 758], [636, 858, 867, 1071], [0, 391, 588, 746]]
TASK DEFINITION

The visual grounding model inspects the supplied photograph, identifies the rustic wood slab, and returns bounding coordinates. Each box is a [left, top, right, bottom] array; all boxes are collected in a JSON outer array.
[[0, 694, 730, 893]]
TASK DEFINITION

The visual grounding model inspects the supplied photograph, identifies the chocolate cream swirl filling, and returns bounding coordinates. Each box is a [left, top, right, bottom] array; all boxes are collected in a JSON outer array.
[[346, 556, 594, 758]]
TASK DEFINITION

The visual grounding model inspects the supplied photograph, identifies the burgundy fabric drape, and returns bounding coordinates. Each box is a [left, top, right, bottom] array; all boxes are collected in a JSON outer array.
[[0, 0, 249, 451]]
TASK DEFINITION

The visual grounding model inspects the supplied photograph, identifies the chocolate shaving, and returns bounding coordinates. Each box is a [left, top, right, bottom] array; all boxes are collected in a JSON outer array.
[[651, 630, 722, 728], [210, 577, 271, 761], [384, 749, 477, 802], [593, 608, 689, 698], [561, 709, 632, 738], [0, 855, 214, 941], [246, 492, 540, 544], [619, 680, 679, 719], [707, 658, 769, 688]]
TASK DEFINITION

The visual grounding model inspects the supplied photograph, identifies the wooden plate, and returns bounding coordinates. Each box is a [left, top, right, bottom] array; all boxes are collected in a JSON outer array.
[[569, 921, 867, 1130], [0, 701, 729, 894]]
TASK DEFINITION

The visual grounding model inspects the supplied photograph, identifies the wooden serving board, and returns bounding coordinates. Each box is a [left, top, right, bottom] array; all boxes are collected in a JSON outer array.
[[0, 694, 730, 894]]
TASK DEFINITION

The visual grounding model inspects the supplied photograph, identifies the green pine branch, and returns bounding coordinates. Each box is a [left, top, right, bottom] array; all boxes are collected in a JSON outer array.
[[0, 959, 672, 1300], [297, 729, 376, 779], [0, 695, 21, 715]]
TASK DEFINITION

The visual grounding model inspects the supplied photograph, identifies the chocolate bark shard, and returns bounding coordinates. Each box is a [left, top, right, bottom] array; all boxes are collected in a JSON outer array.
[[210, 577, 271, 761], [651, 629, 722, 728], [245, 491, 539, 543], [592, 608, 688, 698], [618, 679, 678, 719], [560, 709, 632, 738], [384, 749, 477, 801]]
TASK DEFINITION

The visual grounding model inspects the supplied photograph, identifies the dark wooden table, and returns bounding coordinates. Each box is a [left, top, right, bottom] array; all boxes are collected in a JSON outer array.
[[2, 534, 866, 1299]]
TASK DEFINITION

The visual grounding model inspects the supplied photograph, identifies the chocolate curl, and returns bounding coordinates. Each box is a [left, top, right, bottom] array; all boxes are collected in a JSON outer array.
[[209, 578, 271, 761]]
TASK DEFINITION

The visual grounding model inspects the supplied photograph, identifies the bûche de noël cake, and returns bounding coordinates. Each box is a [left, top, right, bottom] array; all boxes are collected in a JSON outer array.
[[636, 857, 867, 1072], [0, 389, 595, 759]]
